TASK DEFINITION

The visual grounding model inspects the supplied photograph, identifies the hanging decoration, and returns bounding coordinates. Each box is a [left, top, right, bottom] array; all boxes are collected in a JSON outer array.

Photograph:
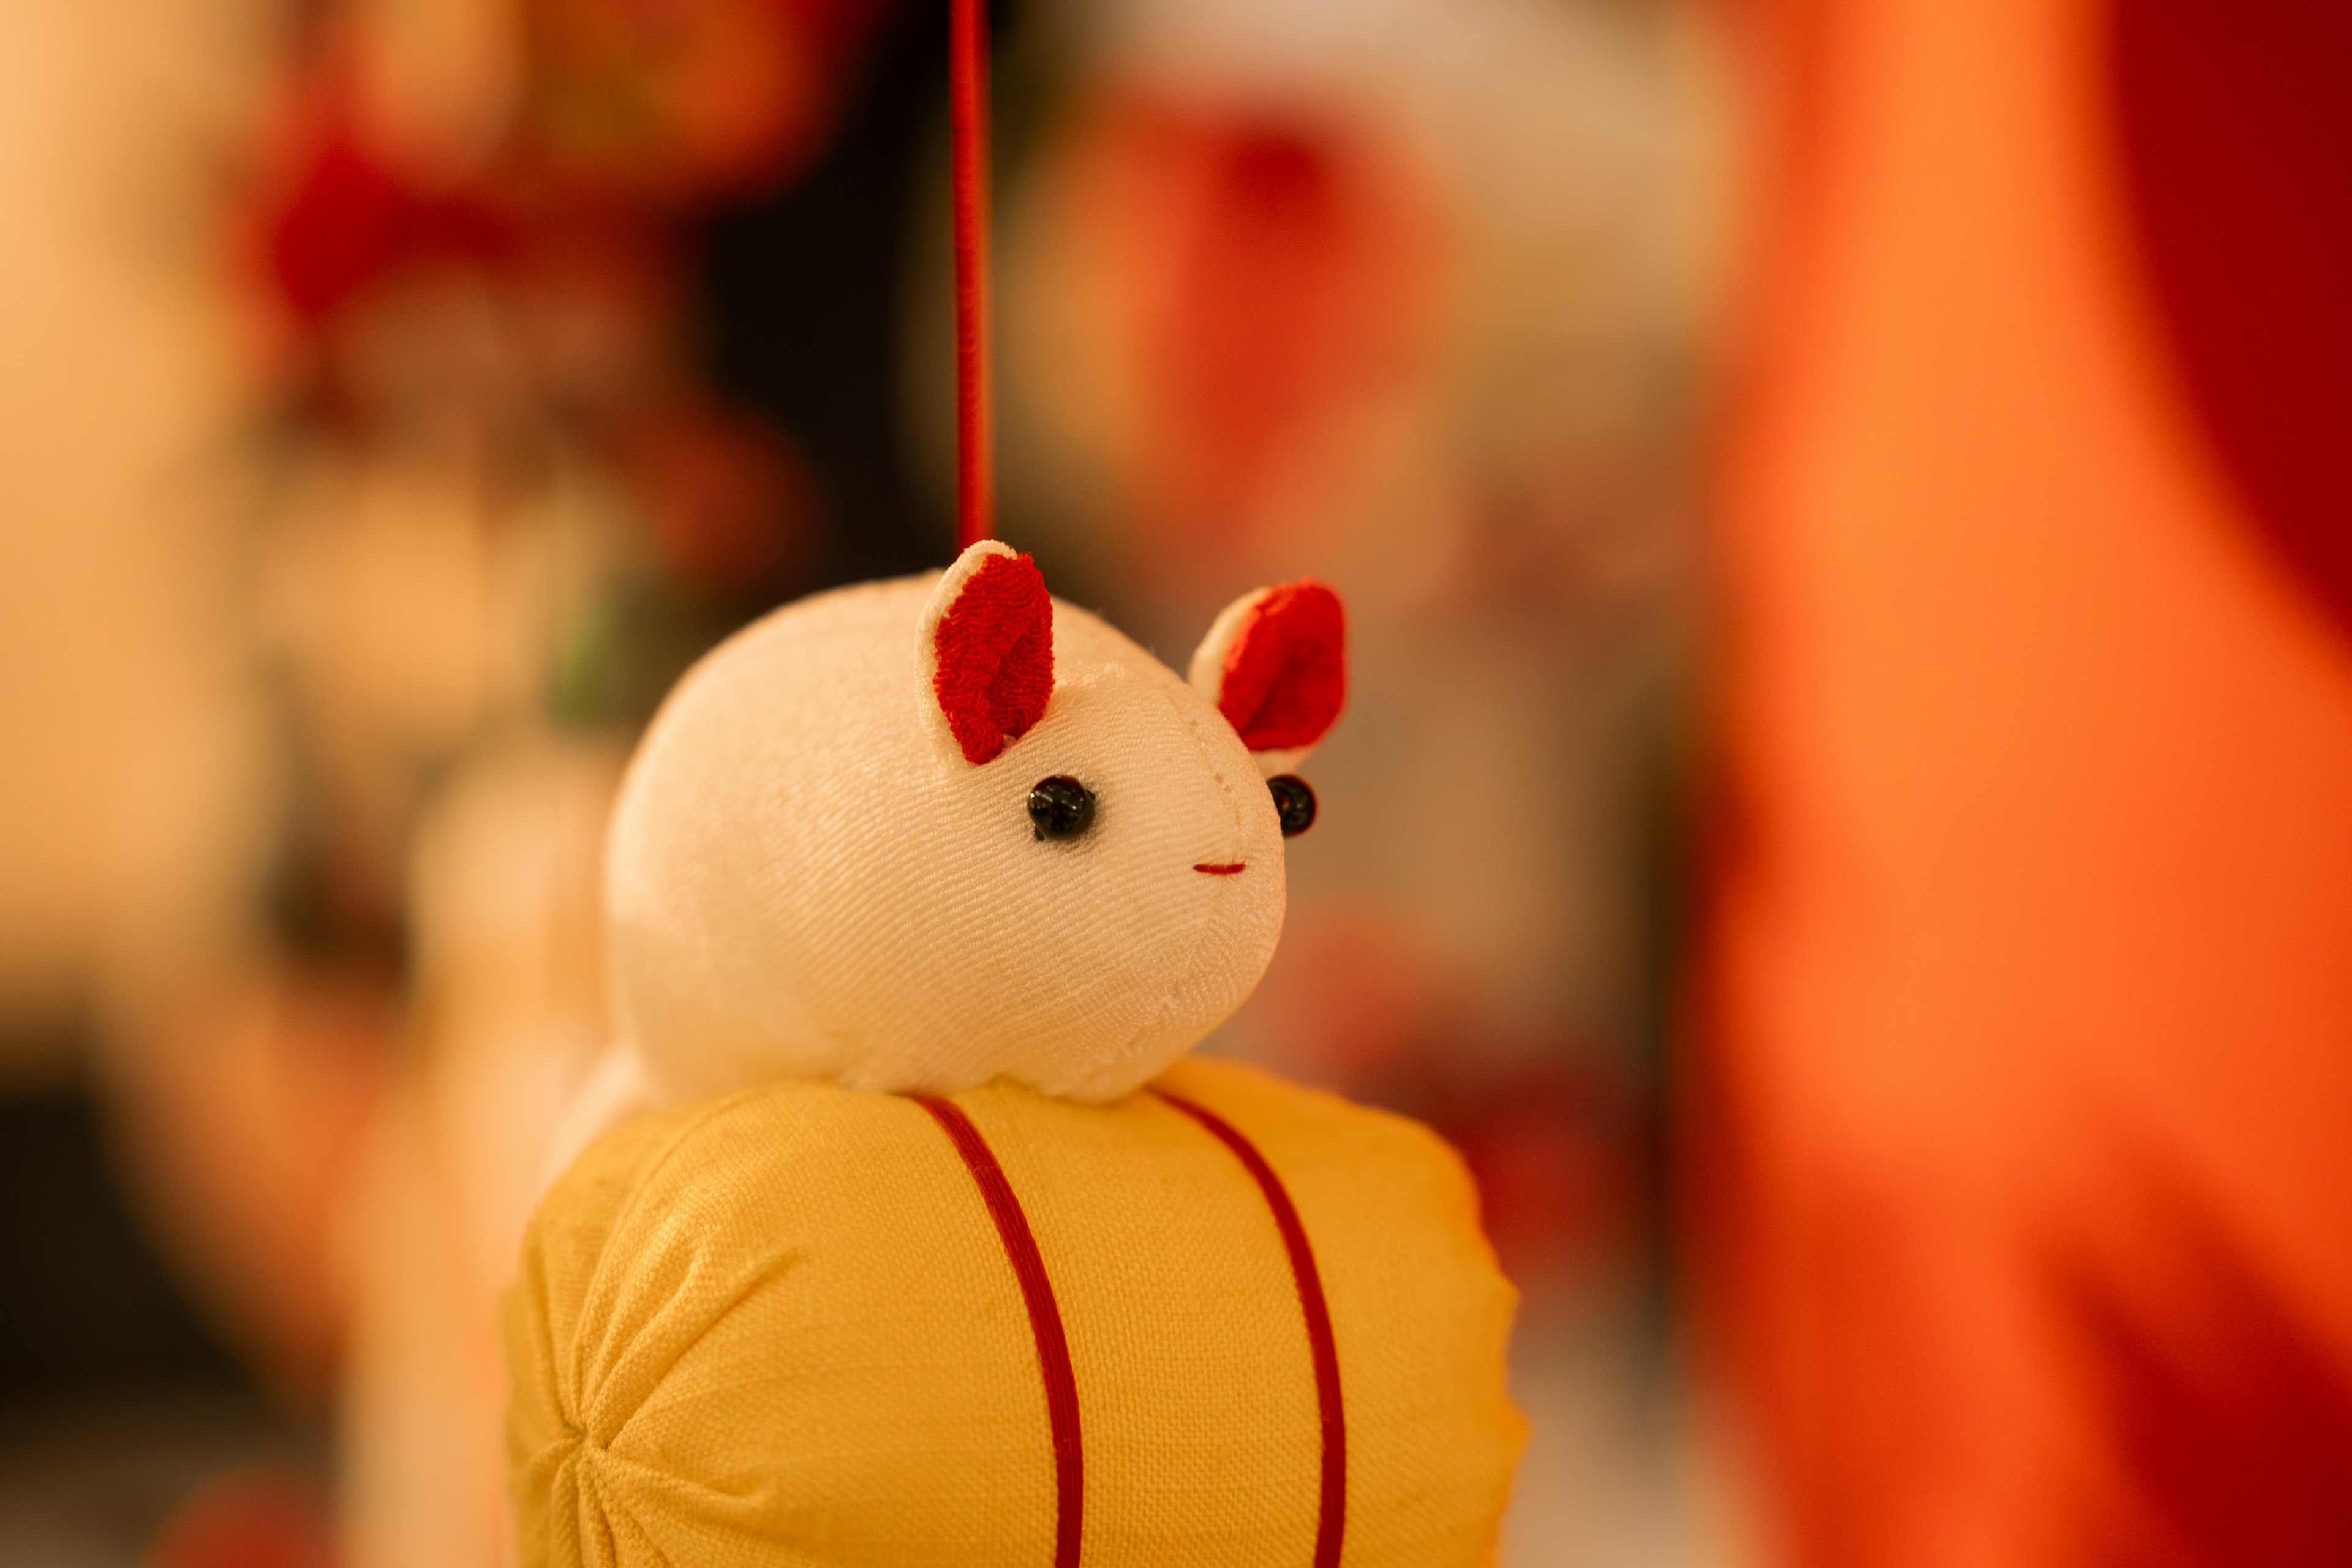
[[504, 9, 1526, 1564]]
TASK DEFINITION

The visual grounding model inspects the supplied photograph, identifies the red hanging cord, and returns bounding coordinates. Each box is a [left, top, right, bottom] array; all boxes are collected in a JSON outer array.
[[950, 0, 992, 548]]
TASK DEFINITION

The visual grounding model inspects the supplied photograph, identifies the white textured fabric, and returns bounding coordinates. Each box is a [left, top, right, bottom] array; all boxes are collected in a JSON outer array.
[[590, 549, 1294, 1136]]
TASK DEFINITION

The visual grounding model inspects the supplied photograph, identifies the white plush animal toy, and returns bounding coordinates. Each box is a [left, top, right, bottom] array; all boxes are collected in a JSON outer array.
[[547, 539, 1344, 1163], [512, 540, 1526, 1568], [507, 15, 1528, 1542]]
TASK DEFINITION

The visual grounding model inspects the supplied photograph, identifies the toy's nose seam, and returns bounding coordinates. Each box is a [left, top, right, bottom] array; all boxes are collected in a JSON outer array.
[[1159, 684, 1248, 832]]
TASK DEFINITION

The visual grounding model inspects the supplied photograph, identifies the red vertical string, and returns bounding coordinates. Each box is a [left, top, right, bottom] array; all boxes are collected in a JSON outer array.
[[950, 0, 993, 548], [913, 1096, 1082, 1567], [1155, 1090, 1348, 1568]]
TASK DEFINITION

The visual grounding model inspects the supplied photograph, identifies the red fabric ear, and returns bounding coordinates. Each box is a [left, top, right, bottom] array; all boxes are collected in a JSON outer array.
[[932, 551, 1054, 764], [1216, 580, 1347, 752]]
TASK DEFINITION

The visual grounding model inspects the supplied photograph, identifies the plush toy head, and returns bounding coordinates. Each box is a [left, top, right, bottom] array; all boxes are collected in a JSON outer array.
[[604, 541, 1345, 1105]]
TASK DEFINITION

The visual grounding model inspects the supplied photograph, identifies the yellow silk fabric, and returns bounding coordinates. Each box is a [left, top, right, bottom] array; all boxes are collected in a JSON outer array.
[[505, 1056, 1524, 1567]]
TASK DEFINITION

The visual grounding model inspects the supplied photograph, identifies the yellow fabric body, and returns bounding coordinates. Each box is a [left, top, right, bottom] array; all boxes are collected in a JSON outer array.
[[505, 1055, 1525, 1567]]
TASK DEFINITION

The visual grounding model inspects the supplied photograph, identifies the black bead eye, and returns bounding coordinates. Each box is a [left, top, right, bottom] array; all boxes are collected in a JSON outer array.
[[1268, 774, 1317, 836], [1028, 776, 1096, 840]]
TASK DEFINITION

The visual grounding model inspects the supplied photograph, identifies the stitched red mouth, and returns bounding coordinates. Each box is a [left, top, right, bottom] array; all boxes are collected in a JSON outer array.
[[1193, 862, 1246, 876]]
